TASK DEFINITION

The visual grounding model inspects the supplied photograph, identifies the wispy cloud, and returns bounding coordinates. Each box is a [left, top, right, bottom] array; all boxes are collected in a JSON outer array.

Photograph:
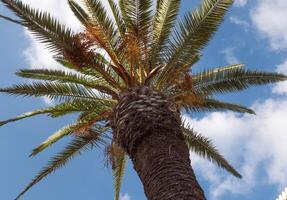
[[120, 193, 131, 200], [234, 0, 248, 7], [229, 16, 249, 31], [221, 48, 240, 64], [251, 0, 287, 50]]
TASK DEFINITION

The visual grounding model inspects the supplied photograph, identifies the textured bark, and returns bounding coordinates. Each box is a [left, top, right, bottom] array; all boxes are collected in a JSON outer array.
[[111, 87, 206, 200]]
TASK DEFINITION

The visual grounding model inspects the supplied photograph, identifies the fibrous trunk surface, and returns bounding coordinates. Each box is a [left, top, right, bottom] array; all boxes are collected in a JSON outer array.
[[111, 87, 206, 200]]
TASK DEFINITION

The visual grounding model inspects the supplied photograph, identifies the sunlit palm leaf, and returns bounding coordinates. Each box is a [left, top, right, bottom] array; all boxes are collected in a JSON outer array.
[[30, 111, 110, 157], [0, 82, 104, 102], [0, 99, 110, 127], [55, 57, 123, 90], [151, 0, 180, 67], [119, 0, 153, 81], [192, 64, 244, 83], [158, 0, 234, 88], [68, 0, 89, 25], [1, 0, 75, 55], [69, 0, 131, 85], [118, 0, 153, 44], [83, 0, 121, 66], [108, 0, 126, 37], [182, 125, 242, 178], [182, 98, 255, 114], [0, 13, 22, 25], [113, 147, 127, 200], [16, 68, 119, 97], [15, 130, 106, 200], [194, 69, 287, 95]]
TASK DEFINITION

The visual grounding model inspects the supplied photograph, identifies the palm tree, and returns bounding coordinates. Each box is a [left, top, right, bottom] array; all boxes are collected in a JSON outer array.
[[0, 0, 286, 199]]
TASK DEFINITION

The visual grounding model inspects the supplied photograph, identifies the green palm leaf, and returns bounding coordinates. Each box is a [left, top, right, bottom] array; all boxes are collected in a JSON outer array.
[[0, 82, 104, 102], [151, 0, 181, 66], [158, 0, 234, 87], [15, 130, 106, 200], [119, 0, 153, 78], [83, 0, 119, 63], [55, 57, 123, 90], [16, 68, 119, 97], [1, 0, 75, 55], [0, 99, 113, 127], [113, 148, 127, 200], [84, 0, 117, 42], [119, 0, 152, 41], [194, 69, 287, 95], [0, 109, 53, 127], [68, 0, 89, 25], [183, 98, 255, 114], [192, 64, 245, 82], [0, 13, 22, 25], [108, 0, 126, 37], [182, 125, 241, 178], [30, 111, 110, 157]]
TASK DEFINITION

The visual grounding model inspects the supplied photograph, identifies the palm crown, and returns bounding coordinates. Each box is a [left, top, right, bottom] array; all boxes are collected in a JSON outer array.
[[0, 0, 286, 199]]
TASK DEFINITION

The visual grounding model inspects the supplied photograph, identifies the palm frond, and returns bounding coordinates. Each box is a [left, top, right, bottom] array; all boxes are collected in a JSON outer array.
[[0, 82, 105, 102], [118, 0, 135, 33], [0, 109, 51, 127], [193, 69, 287, 95], [83, 0, 130, 84], [29, 124, 76, 157], [84, 0, 117, 45], [158, 0, 233, 88], [30, 111, 110, 157], [55, 56, 123, 90], [155, 54, 201, 89], [16, 68, 119, 98], [68, 0, 89, 25], [182, 98, 255, 114], [46, 99, 113, 118], [108, 0, 126, 37], [150, 0, 180, 67], [182, 125, 241, 178], [192, 64, 244, 82], [1, 0, 75, 55], [120, 0, 153, 35], [112, 146, 127, 200], [15, 130, 106, 200], [0, 13, 22, 25], [0, 98, 113, 128], [119, 0, 153, 81]]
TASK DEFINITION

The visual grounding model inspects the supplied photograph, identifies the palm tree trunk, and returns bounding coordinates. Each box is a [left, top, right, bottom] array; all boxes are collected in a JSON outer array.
[[111, 86, 206, 200]]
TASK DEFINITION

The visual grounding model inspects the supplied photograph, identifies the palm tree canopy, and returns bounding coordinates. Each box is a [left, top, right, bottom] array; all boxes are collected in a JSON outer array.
[[0, 0, 286, 199]]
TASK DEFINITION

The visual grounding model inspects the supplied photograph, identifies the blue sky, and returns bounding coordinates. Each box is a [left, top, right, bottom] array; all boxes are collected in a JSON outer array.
[[1, 0, 287, 200]]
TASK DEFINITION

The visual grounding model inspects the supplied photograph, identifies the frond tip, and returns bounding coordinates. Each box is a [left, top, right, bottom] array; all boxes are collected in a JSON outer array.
[[15, 129, 106, 200], [182, 125, 242, 178]]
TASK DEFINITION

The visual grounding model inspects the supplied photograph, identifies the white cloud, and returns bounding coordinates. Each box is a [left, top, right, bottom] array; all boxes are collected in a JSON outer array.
[[185, 96, 287, 199], [251, 0, 287, 50], [23, 31, 62, 70], [234, 0, 248, 7], [22, 0, 82, 71], [222, 48, 240, 64], [120, 193, 131, 200], [229, 16, 249, 31], [273, 60, 287, 94]]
